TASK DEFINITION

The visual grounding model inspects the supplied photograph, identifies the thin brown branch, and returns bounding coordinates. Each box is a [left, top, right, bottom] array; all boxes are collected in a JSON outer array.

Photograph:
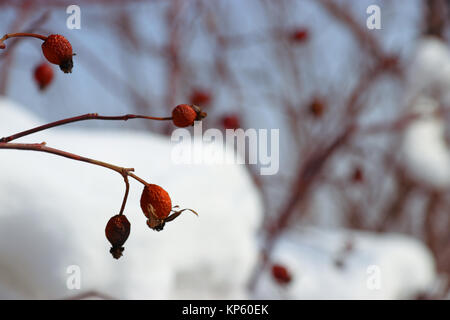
[[118, 175, 130, 215], [0, 142, 147, 187], [317, 0, 384, 60], [0, 113, 172, 143]]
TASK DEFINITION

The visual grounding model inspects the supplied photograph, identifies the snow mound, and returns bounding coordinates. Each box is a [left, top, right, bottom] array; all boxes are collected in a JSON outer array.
[[407, 37, 450, 101], [0, 97, 262, 299], [401, 98, 450, 188], [253, 227, 436, 299], [401, 37, 450, 188]]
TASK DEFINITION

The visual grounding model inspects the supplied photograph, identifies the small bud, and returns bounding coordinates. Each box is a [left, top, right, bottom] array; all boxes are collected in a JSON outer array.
[[105, 214, 131, 259], [271, 264, 292, 285], [34, 62, 54, 90], [41, 34, 74, 73]]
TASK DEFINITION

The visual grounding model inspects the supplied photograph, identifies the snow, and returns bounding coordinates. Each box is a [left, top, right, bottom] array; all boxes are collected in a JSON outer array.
[[253, 227, 436, 300], [406, 37, 450, 101], [0, 97, 263, 299], [401, 97, 450, 188], [400, 37, 450, 189]]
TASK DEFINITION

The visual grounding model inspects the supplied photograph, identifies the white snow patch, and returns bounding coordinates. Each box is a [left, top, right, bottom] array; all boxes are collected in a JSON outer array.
[[401, 38, 450, 188], [253, 227, 436, 299]]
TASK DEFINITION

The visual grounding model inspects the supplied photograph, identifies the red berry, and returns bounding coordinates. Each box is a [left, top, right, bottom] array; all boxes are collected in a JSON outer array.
[[190, 89, 212, 106], [41, 34, 73, 73], [222, 114, 240, 130], [290, 28, 309, 43], [34, 62, 54, 90], [351, 167, 364, 183], [309, 98, 325, 118], [140, 184, 172, 230], [105, 214, 131, 259], [172, 104, 198, 127], [271, 264, 292, 285]]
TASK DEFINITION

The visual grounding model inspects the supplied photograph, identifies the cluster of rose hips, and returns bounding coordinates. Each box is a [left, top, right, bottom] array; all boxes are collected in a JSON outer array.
[[106, 183, 198, 259], [106, 104, 204, 259], [1, 33, 73, 90], [1, 32, 207, 260]]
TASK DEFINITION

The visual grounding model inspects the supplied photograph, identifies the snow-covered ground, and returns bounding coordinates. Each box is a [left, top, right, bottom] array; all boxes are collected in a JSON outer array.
[[0, 98, 437, 299]]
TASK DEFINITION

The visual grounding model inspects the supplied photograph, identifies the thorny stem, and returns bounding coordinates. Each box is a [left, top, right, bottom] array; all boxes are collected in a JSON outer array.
[[0, 113, 173, 143], [0, 32, 47, 48]]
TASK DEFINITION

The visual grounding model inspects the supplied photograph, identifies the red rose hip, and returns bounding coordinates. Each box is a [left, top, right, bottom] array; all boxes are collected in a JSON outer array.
[[34, 62, 54, 90], [172, 104, 197, 127], [140, 184, 172, 231], [222, 114, 240, 130], [41, 34, 74, 73], [271, 264, 292, 285]]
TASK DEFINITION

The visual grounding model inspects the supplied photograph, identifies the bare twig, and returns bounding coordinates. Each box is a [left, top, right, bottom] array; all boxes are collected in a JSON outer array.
[[0, 113, 172, 143]]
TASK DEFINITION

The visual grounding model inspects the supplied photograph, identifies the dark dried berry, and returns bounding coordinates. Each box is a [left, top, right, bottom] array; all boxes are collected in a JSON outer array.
[[105, 214, 131, 259]]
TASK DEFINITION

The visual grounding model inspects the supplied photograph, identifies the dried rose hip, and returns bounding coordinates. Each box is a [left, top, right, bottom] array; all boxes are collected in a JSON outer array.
[[105, 214, 131, 259], [140, 184, 172, 231], [172, 104, 207, 127], [140, 184, 198, 231], [309, 98, 325, 118], [41, 34, 74, 73]]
